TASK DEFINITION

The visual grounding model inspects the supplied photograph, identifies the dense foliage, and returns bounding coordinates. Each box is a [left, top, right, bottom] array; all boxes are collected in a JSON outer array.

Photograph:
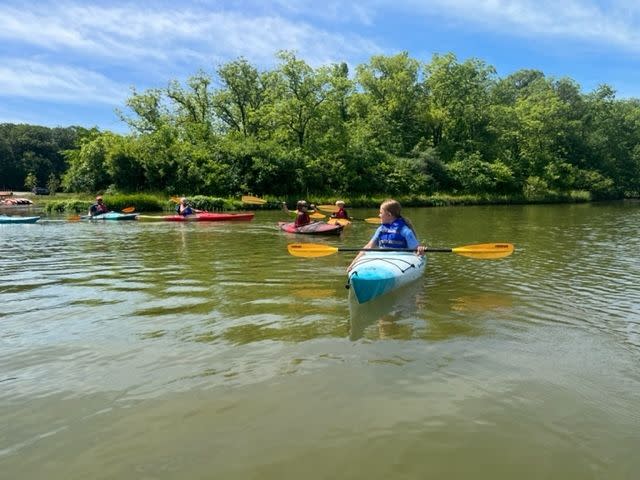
[[2, 51, 639, 200]]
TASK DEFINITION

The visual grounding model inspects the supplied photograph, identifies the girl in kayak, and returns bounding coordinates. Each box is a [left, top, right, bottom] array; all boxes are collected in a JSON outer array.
[[330, 200, 350, 219], [88, 196, 109, 217], [348, 199, 426, 270], [282, 200, 313, 227], [176, 197, 194, 216]]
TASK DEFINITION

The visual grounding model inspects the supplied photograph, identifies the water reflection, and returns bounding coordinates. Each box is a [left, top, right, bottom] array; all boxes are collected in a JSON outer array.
[[348, 282, 426, 341], [3, 204, 640, 479]]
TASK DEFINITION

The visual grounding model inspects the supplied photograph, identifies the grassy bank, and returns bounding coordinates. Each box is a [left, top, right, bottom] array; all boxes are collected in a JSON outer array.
[[30, 190, 592, 214]]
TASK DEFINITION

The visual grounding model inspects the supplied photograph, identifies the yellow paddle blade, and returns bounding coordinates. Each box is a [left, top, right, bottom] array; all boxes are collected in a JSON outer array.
[[290, 210, 326, 219], [169, 196, 180, 203], [67, 215, 81, 222], [316, 204, 340, 213], [288, 243, 338, 258], [122, 206, 135, 213], [287, 242, 515, 259], [327, 218, 351, 226], [364, 217, 381, 224], [452, 243, 515, 259], [242, 195, 267, 204]]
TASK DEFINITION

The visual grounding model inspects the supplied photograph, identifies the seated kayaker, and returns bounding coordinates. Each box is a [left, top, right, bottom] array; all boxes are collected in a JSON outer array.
[[331, 200, 350, 219], [176, 197, 194, 216], [281, 200, 313, 227], [88, 196, 109, 217], [348, 199, 426, 271], [294, 200, 312, 227]]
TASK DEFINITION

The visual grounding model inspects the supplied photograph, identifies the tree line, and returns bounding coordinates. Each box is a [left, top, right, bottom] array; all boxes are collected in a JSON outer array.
[[2, 51, 639, 200]]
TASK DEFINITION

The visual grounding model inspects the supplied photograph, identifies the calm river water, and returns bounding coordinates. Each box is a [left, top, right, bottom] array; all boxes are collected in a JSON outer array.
[[1, 202, 639, 479]]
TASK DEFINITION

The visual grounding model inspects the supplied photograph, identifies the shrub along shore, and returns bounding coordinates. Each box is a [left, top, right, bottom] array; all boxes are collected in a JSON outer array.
[[37, 190, 593, 215]]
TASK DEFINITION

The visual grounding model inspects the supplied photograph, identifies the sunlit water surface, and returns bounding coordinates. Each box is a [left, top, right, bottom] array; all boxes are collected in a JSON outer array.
[[1, 202, 639, 479]]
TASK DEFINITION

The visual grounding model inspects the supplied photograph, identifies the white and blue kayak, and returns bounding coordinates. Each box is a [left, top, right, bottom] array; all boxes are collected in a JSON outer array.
[[347, 251, 426, 304], [0, 215, 40, 224], [82, 212, 138, 221]]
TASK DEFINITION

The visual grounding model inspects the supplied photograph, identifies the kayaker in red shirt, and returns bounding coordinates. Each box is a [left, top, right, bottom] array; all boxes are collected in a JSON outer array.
[[331, 200, 350, 219], [88, 196, 109, 217], [282, 200, 313, 227]]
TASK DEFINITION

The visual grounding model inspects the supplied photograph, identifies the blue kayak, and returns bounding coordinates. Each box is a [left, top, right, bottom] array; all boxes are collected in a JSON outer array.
[[347, 251, 426, 303], [0, 215, 40, 224], [82, 212, 138, 221]]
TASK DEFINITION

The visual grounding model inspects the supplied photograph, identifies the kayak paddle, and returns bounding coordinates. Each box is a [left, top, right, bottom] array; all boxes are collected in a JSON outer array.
[[287, 210, 326, 220], [316, 204, 340, 213], [242, 195, 267, 205], [287, 242, 515, 259], [122, 206, 135, 213]]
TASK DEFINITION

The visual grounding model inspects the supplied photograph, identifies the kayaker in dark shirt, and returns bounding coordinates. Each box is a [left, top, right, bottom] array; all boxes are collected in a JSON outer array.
[[347, 199, 426, 271], [88, 196, 109, 217], [282, 200, 314, 227], [176, 197, 194, 216], [331, 200, 350, 219]]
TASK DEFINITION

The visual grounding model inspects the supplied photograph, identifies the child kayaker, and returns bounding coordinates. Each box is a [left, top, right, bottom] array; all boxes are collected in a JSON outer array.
[[347, 199, 426, 271], [176, 197, 194, 216], [88, 196, 109, 217], [331, 200, 350, 219], [282, 200, 312, 227]]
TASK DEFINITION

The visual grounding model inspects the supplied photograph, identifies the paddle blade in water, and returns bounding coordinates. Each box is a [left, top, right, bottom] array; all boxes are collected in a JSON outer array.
[[287, 243, 338, 258], [327, 218, 350, 226], [452, 243, 514, 259], [242, 195, 267, 204]]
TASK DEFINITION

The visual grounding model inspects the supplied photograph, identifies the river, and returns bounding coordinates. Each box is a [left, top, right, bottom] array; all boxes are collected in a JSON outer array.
[[1, 202, 639, 479]]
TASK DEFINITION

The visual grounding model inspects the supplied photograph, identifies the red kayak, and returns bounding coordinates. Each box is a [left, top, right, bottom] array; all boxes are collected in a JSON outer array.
[[278, 221, 343, 235], [138, 212, 255, 222]]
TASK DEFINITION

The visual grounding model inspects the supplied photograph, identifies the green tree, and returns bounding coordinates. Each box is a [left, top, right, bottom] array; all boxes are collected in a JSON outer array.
[[24, 172, 37, 190], [47, 173, 60, 195], [354, 52, 426, 156]]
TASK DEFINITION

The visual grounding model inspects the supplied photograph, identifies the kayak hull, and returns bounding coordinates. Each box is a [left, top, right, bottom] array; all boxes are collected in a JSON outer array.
[[347, 251, 426, 304], [138, 212, 255, 222], [0, 215, 40, 224], [83, 212, 138, 221], [278, 221, 343, 235]]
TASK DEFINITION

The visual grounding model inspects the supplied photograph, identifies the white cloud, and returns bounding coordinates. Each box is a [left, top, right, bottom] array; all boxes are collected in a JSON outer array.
[[0, 60, 126, 104], [0, 2, 382, 68], [397, 0, 640, 51]]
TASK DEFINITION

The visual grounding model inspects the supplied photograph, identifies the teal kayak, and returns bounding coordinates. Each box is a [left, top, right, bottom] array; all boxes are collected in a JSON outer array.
[[82, 212, 138, 221], [347, 251, 426, 303], [0, 215, 40, 224]]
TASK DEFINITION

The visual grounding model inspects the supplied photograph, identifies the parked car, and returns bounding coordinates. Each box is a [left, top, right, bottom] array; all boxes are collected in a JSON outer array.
[[32, 187, 50, 195]]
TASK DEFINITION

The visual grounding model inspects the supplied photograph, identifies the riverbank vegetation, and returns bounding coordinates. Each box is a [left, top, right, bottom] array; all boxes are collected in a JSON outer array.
[[2, 51, 639, 204]]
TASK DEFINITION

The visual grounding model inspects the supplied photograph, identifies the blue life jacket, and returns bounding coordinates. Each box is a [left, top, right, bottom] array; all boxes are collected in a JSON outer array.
[[378, 217, 410, 248]]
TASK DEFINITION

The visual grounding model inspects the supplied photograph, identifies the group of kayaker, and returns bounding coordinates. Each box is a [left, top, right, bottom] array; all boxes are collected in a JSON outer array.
[[89, 196, 195, 217], [282, 197, 427, 267], [281, 199, 351, 228], [88, 194, 426, 261]]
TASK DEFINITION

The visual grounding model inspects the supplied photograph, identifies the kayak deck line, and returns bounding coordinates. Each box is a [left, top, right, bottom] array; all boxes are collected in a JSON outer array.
[[346, 256, 421, 289], [347, 251, 426, 304]]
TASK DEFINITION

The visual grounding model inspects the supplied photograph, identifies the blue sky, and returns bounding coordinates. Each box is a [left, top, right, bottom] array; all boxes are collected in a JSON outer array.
[[2, 0, 640, 133]]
